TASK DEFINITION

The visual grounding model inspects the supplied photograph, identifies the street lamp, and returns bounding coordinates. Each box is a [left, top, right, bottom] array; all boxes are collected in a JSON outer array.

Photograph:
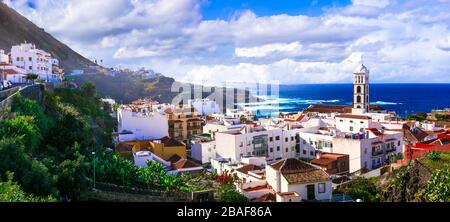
[[92, 151, 96, 190]]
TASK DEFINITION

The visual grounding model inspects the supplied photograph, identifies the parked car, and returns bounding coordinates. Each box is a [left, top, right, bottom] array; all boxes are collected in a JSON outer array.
[[1, 80, 12, 89]]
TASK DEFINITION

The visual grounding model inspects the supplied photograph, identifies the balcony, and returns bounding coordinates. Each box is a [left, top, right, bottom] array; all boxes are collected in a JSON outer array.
[[386, 146, 397, 153], [372, 149, 384, 156]]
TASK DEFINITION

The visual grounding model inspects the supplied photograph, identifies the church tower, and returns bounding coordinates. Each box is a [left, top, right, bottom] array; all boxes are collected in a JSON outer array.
[[352, 59, 370, 115]]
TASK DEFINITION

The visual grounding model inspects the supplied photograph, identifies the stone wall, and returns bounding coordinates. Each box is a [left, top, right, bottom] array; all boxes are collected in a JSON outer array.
[[0, 84, 45, 120]]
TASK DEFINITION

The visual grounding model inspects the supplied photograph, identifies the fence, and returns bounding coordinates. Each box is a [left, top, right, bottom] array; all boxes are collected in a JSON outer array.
[[87, 182, 215, 202], [397, 144, 450, 166]]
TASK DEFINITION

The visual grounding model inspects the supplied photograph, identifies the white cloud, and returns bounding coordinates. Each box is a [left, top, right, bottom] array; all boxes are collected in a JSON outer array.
[[235, 42, 303, 58], [4, 0, 450, 83]]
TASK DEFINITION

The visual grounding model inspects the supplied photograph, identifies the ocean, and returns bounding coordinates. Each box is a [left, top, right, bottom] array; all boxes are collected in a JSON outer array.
[[238, 84, 450, 118]]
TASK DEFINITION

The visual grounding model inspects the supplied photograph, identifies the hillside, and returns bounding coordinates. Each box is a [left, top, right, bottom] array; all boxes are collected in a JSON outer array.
[[68, 72, 255, 108], [0, 2, 96, 71]]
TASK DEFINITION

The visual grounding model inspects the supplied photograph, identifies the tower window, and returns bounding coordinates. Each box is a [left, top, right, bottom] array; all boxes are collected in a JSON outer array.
[[357, 86, 361, 93], [357, 96, 361, 103]]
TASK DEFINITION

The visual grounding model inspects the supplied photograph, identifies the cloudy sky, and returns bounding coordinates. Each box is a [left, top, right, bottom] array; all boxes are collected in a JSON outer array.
[[4, 0, 450, 84]]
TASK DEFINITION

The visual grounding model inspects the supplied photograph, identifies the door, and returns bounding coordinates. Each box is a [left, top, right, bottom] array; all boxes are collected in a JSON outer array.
[[307, 184, 315, 200]]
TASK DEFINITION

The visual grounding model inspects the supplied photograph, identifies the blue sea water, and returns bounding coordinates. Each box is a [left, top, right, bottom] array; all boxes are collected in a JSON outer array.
[[240, 84, 450, 118]]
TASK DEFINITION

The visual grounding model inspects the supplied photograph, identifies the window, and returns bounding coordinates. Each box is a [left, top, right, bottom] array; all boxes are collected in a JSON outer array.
[[360, 121, 364, 124], [269, 137, 273, 142], [240, 142, 243, 147], [16, 57, 20, 62], [303, 150, 307, 155], [275, 136, 280, 141], [350, 120, 354, 123], [29, 57, 32, 62], [350, 126, 354, 131], [310, 151, 314, 156], [29, 66, 32, 70], [318, 183, 326, 193], [285, 138, 288, 142], [291, 136, 294, 141], [277, 146, 280, 151], [270, 148, 273, 153], [398, 141, 401, 146], [340, 119, 343, 122], [364, 148, 367, 154], [303, 140, 306, 144], [285, 148, 288, 152]]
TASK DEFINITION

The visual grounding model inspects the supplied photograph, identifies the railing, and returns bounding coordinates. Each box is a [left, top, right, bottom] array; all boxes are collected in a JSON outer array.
[[372, 150, 384, 156]]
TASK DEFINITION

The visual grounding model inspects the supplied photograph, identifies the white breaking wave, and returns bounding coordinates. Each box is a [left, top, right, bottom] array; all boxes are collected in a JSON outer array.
[[237, 98, 340, 106], [371, 101, 402, 105]]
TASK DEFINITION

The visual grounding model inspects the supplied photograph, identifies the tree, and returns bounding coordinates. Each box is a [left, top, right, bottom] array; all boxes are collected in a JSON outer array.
[[406, 112, 428, 121], [0, 172, 57, 202], [25, 74, 39, 84], [11, 94, 52, 134], [81, 81, 96, 98], [0, 138, 30, 181], [21, 159, 58, 196], [0, 116, 42, 154]]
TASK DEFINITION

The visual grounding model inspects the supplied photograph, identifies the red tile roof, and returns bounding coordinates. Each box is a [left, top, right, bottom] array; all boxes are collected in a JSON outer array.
[[235, 164, 262, 174], [0, 69, 19, 74], [336, 114, 371, 120], [269, 158, 330, 184], [169, 154, 201, 170]]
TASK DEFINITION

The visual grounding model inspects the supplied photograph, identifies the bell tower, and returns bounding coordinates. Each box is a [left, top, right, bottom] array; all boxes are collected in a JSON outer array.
[[352, 57, 370, 114]]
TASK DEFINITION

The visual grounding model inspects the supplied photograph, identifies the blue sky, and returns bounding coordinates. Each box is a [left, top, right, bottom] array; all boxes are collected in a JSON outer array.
[[4, 0, 450, 84], [201, 0, 352, 19]]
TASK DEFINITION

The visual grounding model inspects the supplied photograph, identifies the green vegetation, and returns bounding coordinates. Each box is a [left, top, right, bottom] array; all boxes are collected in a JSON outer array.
[[0, 82, 114, 201], [215, 173, 248, 202], [435, 114, 450, 122], [0, 172, 57, 202], [420, 151, 450, 171], [334, 177, 379, 202], [426, 165, 450, 202], [406, 112, 428, 121]]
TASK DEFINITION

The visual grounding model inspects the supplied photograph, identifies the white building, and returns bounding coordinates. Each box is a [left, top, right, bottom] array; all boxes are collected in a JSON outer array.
[[226, 109, 255, 121], [0, 63, 27, 83], [11, 42, 54, 81], [352, 63, 370, 115], [133, 151, 171, 168], [190, 137, 216, 164], [332, 123, 403, 173], [203, 115, 245, 139], [215, 125, 298, 163], [266, 158, 332, 201], [188, 99, 221, 116], [0, 49, 9, 63], [117, 100, 169, 142]]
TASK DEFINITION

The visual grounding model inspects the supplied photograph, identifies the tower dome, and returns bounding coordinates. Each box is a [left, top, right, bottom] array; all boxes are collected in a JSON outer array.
[[354, 64, 369, 74]]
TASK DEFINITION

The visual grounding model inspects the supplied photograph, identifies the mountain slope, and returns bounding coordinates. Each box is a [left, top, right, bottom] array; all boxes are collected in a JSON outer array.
[[68, 72, 255, 111], [0, 2, 95, 71]]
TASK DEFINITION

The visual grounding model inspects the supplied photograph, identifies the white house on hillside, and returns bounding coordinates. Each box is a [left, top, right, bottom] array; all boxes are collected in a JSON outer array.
[[117, 100, 169, 142], [266, 158, 332, 202], [11, 42, 56, 82]]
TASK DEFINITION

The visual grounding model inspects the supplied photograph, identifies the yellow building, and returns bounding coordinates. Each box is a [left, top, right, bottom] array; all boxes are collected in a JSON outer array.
[[115, 136, 186, 160], [165, 106, 202, 144]]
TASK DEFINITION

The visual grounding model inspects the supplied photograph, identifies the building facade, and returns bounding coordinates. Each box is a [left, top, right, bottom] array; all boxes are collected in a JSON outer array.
[[117, 100, 169, 142], [11, 42, 53, 81]]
